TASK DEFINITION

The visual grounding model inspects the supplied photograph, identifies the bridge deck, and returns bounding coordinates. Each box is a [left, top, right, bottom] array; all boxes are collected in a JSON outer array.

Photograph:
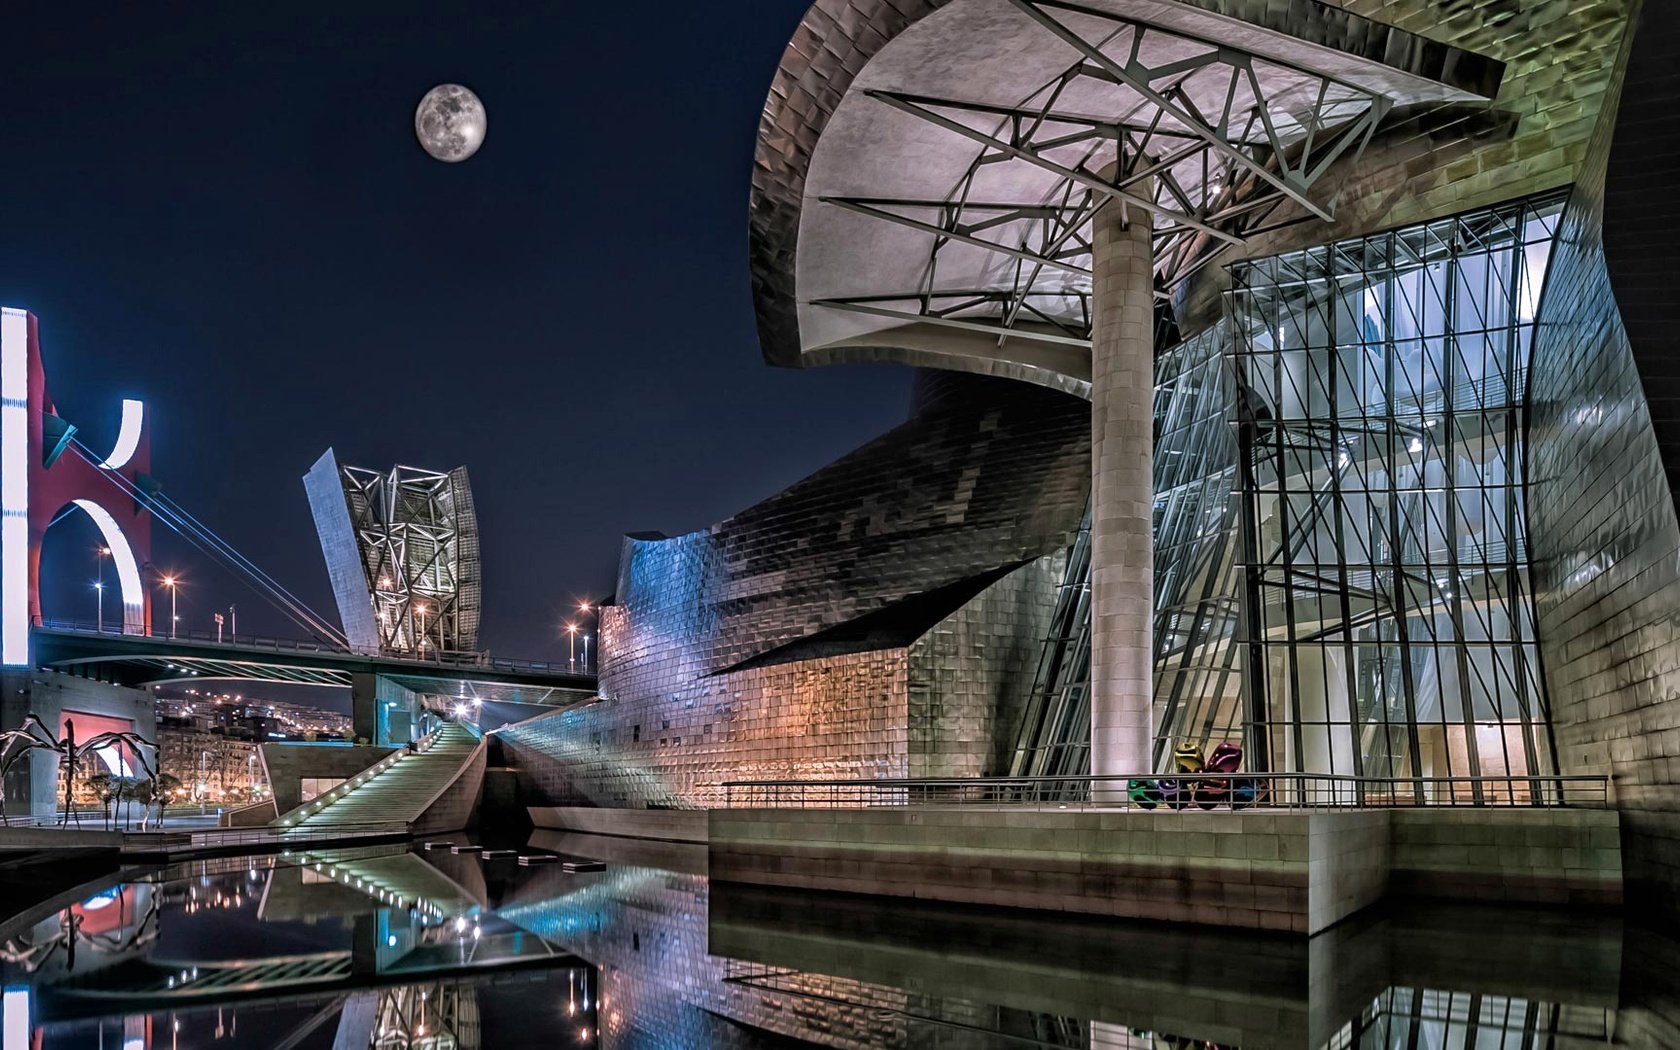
[[30, 623, 596, 703]]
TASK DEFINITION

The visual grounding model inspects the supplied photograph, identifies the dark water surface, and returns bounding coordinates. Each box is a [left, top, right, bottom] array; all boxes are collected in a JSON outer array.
[[0, 831, 1673, 1048]]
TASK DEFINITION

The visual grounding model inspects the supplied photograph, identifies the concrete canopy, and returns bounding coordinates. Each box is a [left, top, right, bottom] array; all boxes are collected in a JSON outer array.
[[750, 0, 1503, 395]]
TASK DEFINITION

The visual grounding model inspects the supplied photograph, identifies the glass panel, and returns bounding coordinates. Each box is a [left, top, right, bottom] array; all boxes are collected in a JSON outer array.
[[1214, 191, 1567, 792]]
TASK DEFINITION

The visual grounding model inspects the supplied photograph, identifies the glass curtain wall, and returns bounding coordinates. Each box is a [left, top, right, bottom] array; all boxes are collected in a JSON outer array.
[[1152, 323, 1245, 768], [1228, 193, 1564, 800]]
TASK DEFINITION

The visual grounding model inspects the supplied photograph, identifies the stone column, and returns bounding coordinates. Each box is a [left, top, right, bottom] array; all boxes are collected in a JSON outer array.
[[1089, 194, 1155, 786]]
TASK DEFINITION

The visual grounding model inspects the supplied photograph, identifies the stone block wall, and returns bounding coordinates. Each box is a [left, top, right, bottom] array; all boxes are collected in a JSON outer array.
[[709, 807, 1622, 934], [259, 742, 393, 815], [499, 648, 911, 808], [412, 739, 485, 836], [907, 552, 1062, 779], [0, 670, 156, 820], [710, 807, 1317, 931], [1306, 812, 1390, 935], [503, 554, 1060, 809], [1389, 808, 1622, 906]]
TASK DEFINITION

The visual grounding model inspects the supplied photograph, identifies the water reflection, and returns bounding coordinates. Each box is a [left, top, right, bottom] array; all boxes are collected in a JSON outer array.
[[0, 832, 1669, 1049]]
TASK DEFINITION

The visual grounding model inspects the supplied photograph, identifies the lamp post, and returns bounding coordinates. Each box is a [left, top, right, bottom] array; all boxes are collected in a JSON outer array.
[[565, 623, 578, 671], [162, 575, 179, 640], [93, 581, 104, 633], [96, 545, 109, 631], [415, 603, 429, 655], [577, 600, 595, 672]]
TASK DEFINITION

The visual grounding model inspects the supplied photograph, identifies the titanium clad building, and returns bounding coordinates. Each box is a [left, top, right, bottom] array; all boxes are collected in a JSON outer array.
[[506, 0, 1680, 915], [499, 373, 1088, 806], [744, 0, 1680, 907]]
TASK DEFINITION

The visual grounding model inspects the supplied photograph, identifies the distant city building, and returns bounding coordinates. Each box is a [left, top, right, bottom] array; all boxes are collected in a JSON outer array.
[[154, 719, 265, 804], [304, 450, 483, 657], [154, 688, 358, 804], [156, 689, 352, 743]]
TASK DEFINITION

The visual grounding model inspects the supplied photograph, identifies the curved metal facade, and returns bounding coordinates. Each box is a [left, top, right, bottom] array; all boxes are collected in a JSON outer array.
[[500, 376, 1090, 806]]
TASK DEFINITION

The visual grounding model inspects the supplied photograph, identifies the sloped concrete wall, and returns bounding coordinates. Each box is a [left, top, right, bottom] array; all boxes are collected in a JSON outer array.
[[259, 742, 393, 816], [411, 740, 485, 836]]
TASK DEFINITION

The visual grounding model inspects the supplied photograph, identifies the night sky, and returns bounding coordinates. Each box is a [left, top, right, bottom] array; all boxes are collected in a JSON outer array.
[[5, 2, 914, 664]]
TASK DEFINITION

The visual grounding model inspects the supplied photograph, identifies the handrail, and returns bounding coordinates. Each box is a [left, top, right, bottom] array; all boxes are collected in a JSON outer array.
[[717, 772, 1611, 810]]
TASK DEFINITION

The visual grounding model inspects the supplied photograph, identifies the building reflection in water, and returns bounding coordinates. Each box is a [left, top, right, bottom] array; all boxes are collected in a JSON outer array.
[[0, 840, 1671, 1048]]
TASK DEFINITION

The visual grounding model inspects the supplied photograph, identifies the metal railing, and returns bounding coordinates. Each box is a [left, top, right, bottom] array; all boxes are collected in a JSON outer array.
[[719, 772, 1611, 810], [36, 616, 351, 654], [32, 616, 589, 675]]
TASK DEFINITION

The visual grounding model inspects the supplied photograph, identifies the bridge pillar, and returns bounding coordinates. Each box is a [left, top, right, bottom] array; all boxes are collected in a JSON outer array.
[[2, 309, 154, 666], [352, 673, 420, 746], [351, 673, 379, 745], [1, 668, 154, 820]]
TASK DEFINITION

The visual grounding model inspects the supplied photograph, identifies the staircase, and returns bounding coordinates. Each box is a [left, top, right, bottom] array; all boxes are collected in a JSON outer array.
[[279, 722, 483, 833]]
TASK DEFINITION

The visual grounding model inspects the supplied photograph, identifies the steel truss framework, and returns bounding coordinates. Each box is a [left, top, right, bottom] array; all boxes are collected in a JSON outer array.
[[812, 0, 1392, 348], [372, 981, 480, 1050], [340, 464, 483, 656]]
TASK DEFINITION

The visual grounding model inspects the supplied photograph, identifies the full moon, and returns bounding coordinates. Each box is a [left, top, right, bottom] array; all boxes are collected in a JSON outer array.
[[415, 84, 487, 163]]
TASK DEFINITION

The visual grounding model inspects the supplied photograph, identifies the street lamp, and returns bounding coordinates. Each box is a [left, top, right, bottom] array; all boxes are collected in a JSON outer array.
[[565, 623, 578, 670], [414, 603, 429, 654], [96, 545, 109, 631], [576, 600, 599, 672], [161, 574, 179, 640]]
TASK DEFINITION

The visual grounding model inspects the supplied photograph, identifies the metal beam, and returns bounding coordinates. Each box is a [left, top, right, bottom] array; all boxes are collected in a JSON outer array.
[[810, 297, 1093, 347], [868, 89, 1245, 247], [1006, 0, 1341, 223], [821, 196, 1093, 276]]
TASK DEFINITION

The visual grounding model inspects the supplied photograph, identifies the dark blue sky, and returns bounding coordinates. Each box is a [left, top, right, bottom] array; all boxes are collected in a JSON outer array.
[[9, 2, 913, 660]]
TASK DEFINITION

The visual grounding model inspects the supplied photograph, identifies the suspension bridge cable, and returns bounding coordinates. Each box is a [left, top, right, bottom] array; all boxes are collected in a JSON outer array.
[[87, 461, 345, 646], [149, 488, 347, 645], [79, 453, 345, 645], [85, 462, 342, 645], [67, 442, 349, 647]]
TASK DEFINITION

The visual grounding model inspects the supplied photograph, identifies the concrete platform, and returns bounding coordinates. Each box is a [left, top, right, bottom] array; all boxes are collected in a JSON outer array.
[[708, 806, 1622, 934]]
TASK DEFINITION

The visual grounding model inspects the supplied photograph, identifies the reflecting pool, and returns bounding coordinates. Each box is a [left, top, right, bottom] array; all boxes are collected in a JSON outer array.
[[0, 831, 1672, 1048]]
